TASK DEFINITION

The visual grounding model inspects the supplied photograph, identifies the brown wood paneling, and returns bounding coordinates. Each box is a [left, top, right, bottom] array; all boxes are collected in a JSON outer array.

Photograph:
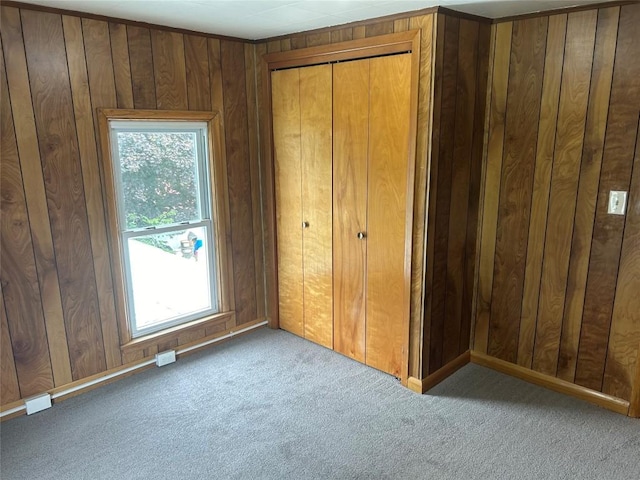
[[22, 9, 107, 380], [353, 26, 366, 40], [109, 22, 134, 109], [604, 113, 640, 400], [429, 15, 459, 373], [533, 10, 597, 376], [331, 28, 353, 43], [150, 30, 188, 110], [488, 17, 547, 363], [305, 31, 331, 47], [461, 21, 491, 355], [127, 26, 156, 109], [394, 18, 410, 33], [576, 3, 640, 392], [184, 35, 211, 110], [0, 41, 55, 396], [422, 15, 446, 375], [517, 14, 567, 369], [244, 43, 265, 321], [409, 13, 434, 378], [64, 15, 122, 370], [221, 40, 257, 325], [1, 6, 72, 387], [474, 22, 511, 354], [300, 65, 333, 348], [365, 21, 394, 38], [442, 19, 478, 365], [557, 7, 619, 381], [333, 59, 369, 363], [0, 287, 20, 403], [290, 36, 306, 50]]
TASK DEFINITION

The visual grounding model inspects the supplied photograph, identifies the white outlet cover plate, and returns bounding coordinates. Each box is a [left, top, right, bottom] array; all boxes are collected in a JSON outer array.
[[608, 191, 628, 215]]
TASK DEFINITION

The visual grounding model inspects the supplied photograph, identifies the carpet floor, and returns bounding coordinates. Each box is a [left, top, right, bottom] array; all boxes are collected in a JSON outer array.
[[1, 327, 638, 479]]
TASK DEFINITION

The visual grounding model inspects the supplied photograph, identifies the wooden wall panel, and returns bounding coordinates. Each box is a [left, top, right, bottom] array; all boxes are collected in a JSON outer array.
[[428, 16, 458, 373], [22, 9, 107, 380], [488, 17, 547, 363], [474, 3, 640, 404], [557, 7, 618, 381], [532, 10, 597, 376], [151, 30, 188, 110], [127, 26, 157, 109], [220, 40, 258, 325], [575, 3, 640, 392], [442, 19, 478, 365], [1, 7, 72, 387], [0, 287, 20, 403], [0, 42, 55, 396], [63, 16, 122, 370], [1, 5, 262, 406], [517, 14, 567, 369]]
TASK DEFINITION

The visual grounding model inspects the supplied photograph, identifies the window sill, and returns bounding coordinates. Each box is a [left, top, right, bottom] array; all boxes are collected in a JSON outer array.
[[120, 311, 235, 353]]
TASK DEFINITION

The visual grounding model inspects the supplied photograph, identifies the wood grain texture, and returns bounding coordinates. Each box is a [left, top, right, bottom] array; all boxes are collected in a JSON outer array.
[[331, 28, 353, 43], [184, 35, 211, 110], [408, 13, 434, 378], [517, 14, 567, 369], [474, 22, 511, 355], [394, 18, 410, 33], [108, 22, 134, 109], [305, 31, 331, 47], [244, 43, 266, 321], [575, 3, 640, 392], [603, 113, 640, 400], [558, 7, 618, 381], [22, 9, 107, 380], [150, 30, 188, 109], [0, 287, 20, 403], [429, 16, 459, 373], [290, 36, 306, 50], [366, 53, 412, 378], [461, 21, 491, 355], [299, 65, 333, 348], [422, 14, 446, 375], [533, 10, 597, 376], [64, 15, 122, 370], [488, 17, 547, 363], [1, 6, 72, 387], [0, 42, 55, 396], [333, 59, 369, 363], [271, 68, 304, 337], [221, 40, 257, 325], [127, 26, 156, 108], [443, 19, 478, 365], [365, 21, 394, 38], [353, 26, 366, 40]]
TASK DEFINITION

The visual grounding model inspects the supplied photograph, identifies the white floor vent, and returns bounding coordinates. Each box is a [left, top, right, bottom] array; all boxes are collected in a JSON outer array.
[[25, 393, 52, 415], [155, 350, 176, 367]]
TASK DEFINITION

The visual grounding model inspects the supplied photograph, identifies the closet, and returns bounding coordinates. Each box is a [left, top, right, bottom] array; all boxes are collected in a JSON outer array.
[[271, 51, 413, 378]]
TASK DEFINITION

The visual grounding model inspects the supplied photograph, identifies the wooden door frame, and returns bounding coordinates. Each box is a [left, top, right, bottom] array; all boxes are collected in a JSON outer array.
[[262, 30, 422, 386]]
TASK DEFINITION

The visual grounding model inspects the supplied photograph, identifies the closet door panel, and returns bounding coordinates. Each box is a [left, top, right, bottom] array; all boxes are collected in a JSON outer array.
[[333, 59, 370, 362], [365, 54, 412, 377], [300, 65, 333, 348], [272, 69, 304, 336]]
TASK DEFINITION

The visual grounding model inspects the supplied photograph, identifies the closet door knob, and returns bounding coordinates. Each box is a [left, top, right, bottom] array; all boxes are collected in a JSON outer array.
[[302, 221, 309, 229], [357, 232, 366, 239]]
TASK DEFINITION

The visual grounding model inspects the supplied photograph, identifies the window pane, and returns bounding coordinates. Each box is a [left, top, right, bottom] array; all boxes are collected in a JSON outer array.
[[117, 131, 200, 229], [127, 226, 212, 333]]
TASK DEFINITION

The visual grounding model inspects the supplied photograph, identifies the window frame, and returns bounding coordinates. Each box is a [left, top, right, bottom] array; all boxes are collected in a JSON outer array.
[[98, 109, 234, 348]]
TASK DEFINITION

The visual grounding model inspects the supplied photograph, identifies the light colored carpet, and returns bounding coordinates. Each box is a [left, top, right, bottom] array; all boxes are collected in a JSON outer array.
[[1, 327, 638, 479]]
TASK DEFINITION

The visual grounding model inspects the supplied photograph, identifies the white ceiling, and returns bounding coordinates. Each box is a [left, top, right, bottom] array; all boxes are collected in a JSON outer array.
[[17, 0, 615, 40]]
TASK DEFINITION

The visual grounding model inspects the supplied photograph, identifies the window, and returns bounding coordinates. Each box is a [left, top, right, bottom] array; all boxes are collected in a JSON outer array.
[[99, 111, 230, 341]]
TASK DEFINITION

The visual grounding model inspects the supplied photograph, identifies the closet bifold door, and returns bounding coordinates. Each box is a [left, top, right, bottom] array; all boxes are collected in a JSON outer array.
[[272, 68, 304, 337], [272, 65, 333, 348], [333, 59, 370, 363], [299, 65, 333, 348], [366, 53, 412, 378]]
